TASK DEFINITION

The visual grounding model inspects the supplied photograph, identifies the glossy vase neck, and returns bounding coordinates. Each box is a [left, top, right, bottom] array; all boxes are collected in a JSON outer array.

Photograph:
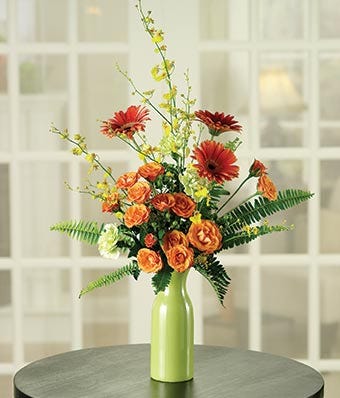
[[165, 270, 189, 295]]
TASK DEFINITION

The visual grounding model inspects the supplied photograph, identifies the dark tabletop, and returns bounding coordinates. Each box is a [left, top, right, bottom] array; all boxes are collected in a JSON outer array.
[[13, 344, 324, 398]]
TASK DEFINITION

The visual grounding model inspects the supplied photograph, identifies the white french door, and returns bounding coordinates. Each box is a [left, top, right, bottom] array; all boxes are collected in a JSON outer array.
[[0, 1, 340, 397]]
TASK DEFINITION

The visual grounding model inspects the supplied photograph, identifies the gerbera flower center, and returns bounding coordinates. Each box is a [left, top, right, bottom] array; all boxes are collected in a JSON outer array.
[[207, 161, 217, 171]]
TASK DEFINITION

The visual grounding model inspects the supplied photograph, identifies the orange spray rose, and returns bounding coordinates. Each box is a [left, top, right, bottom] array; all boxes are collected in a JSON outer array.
[[138, 162, 165, 181], [166, 245, 194, 273], [127, 181, 152, 203], [257, 174, 277, 201], [162, 230, 189, 252], [137, 248, 163, 273], [124, 204, 150, 228], [187, 219, 222, 254], [172, 192, 196, 218]]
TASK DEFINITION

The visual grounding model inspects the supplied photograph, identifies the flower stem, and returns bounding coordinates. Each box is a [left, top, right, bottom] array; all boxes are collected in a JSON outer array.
[[217, 175, 252, 214]]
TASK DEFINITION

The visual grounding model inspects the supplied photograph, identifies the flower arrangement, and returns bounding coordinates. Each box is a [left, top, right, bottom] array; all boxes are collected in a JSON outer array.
[[50, 1, 313, 305]]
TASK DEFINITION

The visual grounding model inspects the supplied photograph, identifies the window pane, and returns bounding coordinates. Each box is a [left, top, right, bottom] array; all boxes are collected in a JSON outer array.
[[0, 376, 12, 398], [320, 57, 340, 121], [320, 267, 340, 358], [0, 270, 12, 362], [200, 51, 250, 149], [79, 54, 128, 150], [78, 0, 128, 42], [23, 269, 71, 362], [203, 266, 249, 349], [19, 55, 68, 151], [20, 162, 70, 257], [0, 164, 10, 257], [17, 0, 68, 42], [323, 372, 340, 397], [261, 266, 308, 358], [259, 0, 305, 40], [320, 126, 340, 147], [0, 55, 9, 151], [80, 161, 129, 256], [320, 161, 340, 253], [259, 56, 306, 147], [319, 0, 340, 39], [261, 160, 308, 254], [0, 1, 8, 42], [82, 269, 128, 347], [200, 0, 249, 41]]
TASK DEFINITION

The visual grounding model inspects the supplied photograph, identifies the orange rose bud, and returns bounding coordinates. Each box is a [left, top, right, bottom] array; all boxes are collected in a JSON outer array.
[[166, 245, 194, 273], [127, 181, 152, 204], [162, 230, 189, 252], [138, 162, 165, 182], [257, 174, 278, 201], [145, 233, 157, 248], [101, 192, 119, 213], [151, 193, 175, 211], [137, 248, 163, 273], [249, 159, 267, 177], [172, 192, 196, 218], [116, 172, 138, 189], [187, 219, 222, 254], [124, 204, 150, 228]]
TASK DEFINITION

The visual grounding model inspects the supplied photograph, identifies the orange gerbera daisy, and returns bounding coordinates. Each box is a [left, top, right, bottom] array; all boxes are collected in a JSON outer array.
[[101, 105, 150, 139], [195, 110, 242, 136], [192, 140, 239, 184]]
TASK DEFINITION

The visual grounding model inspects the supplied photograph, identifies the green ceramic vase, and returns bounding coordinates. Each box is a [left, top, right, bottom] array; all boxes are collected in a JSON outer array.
[[150, 269, 194, 382]]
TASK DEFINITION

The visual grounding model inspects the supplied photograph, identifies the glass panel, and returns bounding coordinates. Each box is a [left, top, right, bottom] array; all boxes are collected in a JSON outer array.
[[320, 267, 340, 358], [322, 372, 340, 398], [319, 0, 340, 39], [261, 266, 308, 358], [19, 55, 68, 151], [320, 57, 340, 121], [80, 161, 129, 256], [23, 269, 71, 362], [0, 164, 10, 257], [0, 55, 9, 151], [82, 269, 128, 347], [20, 162, 70, 257], [259, 0, 304, 40], [203, 266, 249, 349], [78, 0, 128, 42], [17, 0, 68, 42], [200, 0, 249, 41], [320, 161, 340, 253], [320, 126, 340, 147], [259, 56, 306, 147], [79, 54, 128, 150], [261, 160, 308, 254], [0, 376, 12, 398], [0, 1, 8, 42], [200, 51, 250, 149], [0, 270, 12, 362]]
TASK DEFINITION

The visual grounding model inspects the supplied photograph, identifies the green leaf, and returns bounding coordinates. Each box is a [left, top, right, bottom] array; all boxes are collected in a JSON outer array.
[[223, 189, 313, 234], [151, 266, 172, 294], [195, 256, 231, 306], [221, 223, 290, 250], [50, 220, 104, 245], [79, 260, 140, 298]]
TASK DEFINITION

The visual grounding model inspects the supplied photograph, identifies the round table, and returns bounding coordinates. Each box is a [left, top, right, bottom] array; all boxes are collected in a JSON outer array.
[[14, 344, 324, 398]]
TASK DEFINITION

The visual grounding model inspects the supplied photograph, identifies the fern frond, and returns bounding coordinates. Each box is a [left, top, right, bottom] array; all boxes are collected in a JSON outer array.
[[152, 267, 172, 294], [79, 260, 140, 297], [50, 220, 104, 245], [195, 256, 231, 306], [223, 189, 313, 234], [221, 223, 290, 250]]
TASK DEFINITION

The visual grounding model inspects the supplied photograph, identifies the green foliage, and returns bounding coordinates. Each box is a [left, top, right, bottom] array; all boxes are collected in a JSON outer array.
[[50, 220, 104, 245], [222, 223, 290, 250], [222, 189, 314, 234], [79, 260, 140, 298], [152, 266, 173, 294], [195, 256, 231, 306]]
